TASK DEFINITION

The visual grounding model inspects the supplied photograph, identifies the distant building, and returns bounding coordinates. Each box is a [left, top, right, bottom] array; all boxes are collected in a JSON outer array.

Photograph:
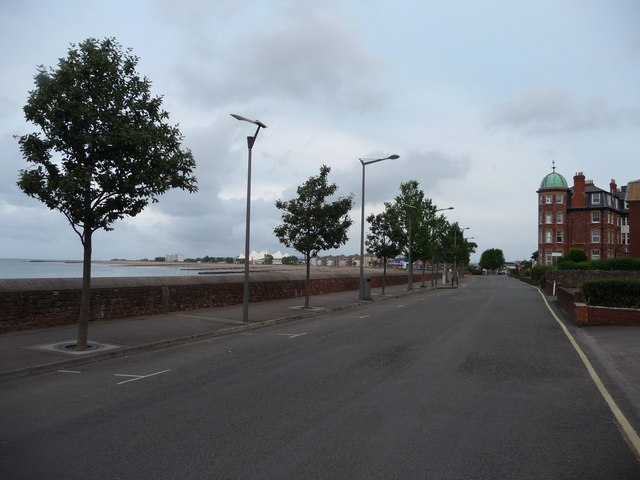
[[165, 253, 185, 262], [236, 250, 292, 264], [537, 167, 637, 265]]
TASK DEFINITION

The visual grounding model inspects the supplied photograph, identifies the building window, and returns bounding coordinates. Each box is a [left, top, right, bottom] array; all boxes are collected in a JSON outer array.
[[545, 213, 553, 224], [545, 194, 553, 204], [622, 232, 629, 245], [545, 230, 553, 243], [609, 230, 613, 244], [540, 195, 544, 205], [556, 229, 563, 243], [592, 193, 601, 205], [539, 229, 543, 243], [592, 229, 600, 243], [556, 212, 563, 224], [622, 217, 629, 226], [591, 250, 600, 260], [592, 211, 600, 223], [556, 194, 563, 204], [546, 251, 553, 265]]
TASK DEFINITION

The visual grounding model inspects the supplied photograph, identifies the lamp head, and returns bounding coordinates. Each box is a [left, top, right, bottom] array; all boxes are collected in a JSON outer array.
[[230, 114, 267, 129]]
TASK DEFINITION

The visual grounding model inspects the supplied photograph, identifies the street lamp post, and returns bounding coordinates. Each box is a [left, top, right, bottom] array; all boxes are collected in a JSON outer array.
[[231, 114, 267, 323], [359, 154, 399, 300], [453, 226, 470, 286], [430, 207, 454, 287]]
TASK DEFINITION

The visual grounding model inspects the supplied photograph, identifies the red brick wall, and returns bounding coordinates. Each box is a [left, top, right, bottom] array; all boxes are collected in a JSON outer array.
[[552, 285, 640, 326], [0, 271, 424, 333], [630, 201, 640, 258], [577, 304, 640, 326]]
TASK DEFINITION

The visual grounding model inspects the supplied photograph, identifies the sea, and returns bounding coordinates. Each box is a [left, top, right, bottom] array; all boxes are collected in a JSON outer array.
[[0, 258, 232, 279]]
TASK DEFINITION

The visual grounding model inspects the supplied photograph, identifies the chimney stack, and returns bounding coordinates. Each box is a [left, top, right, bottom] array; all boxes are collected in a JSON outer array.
[[573, 172, 586, 208], [610, 179, 618, 194]]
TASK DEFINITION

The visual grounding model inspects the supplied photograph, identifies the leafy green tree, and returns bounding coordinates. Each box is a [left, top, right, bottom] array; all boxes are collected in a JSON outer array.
[[392, 180, 426, 286], [263, 253, 274, 265], [282, 255, 299, 265], [366, 207, 405, 294], [479, 248, 506, 272], [17, 38, 197, 349], [274, 165, 353, 308]]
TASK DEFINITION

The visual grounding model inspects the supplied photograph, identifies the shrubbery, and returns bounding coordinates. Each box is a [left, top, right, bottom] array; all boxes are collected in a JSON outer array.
[[531, 265, 552, 287], [581, 280, 640, 308], [557, 257, 640, 271]]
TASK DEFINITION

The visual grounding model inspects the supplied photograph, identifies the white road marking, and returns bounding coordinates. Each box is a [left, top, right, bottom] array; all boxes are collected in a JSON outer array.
[[57, 370, 81, 374], [278, 333, 308, 339], [349, 315, 370, 319], [115, 369, 172, 385]]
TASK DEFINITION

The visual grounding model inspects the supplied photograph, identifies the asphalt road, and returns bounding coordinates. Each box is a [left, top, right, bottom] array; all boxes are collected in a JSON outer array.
[[1, 275, 639, 479]]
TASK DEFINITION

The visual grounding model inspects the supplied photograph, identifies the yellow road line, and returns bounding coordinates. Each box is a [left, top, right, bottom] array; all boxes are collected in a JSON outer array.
[[531, 285, 640, 460]]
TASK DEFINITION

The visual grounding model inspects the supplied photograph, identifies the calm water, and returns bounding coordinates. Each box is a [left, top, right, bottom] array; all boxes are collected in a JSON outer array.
[[0, 258, 221, 279]]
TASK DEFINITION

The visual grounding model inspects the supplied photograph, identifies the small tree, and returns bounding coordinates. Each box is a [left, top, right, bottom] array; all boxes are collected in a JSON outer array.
[[263, 253, 274, 265], [274, 165, 353, 308], [479, 248, 506, 272], [392, 180, 426, 284], [282, 255, 299, 265], [366, 207, 405, 294], [566, 248, 588, 262], [17, 38, 197, 349]]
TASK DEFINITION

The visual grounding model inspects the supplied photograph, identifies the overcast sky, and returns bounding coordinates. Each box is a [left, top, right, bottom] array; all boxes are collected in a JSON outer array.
[[1, 0, 639, 263]]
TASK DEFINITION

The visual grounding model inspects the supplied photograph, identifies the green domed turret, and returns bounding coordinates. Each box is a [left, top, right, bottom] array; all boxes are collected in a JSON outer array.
[[540, 172, 568, 189]]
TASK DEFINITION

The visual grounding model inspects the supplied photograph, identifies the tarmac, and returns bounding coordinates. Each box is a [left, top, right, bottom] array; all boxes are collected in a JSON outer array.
[[0, 282, 427, 381], [1, 277, 639, 426]]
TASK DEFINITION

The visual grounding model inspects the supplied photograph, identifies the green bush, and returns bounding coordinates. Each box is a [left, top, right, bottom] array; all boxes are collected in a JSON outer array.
[[531, 265, 552, 287], [581, 280, 640, 308], [566, 248, 588, 262], [557, 260, 591, 270], [590, 258, 640, 271], [557, 257, 640, 271]]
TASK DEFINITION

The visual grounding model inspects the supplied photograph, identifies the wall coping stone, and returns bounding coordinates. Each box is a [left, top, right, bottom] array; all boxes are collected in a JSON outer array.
[[0, 268, 406, 292]]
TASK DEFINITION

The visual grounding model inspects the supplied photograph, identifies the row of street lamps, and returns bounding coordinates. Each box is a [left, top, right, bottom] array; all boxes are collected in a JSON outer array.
[[232, 113, 470, 321]]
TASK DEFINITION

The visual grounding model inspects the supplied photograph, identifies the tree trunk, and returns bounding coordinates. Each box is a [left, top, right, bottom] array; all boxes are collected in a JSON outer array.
[[382, 256, 387, 295], [76, 230, 92, 350], [304, 253, 311, 309]]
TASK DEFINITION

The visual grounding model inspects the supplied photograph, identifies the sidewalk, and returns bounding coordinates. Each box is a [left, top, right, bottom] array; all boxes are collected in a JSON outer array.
[[0, 282, 428, 381]]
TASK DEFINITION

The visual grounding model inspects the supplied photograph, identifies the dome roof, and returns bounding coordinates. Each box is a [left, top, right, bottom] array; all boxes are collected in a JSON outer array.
[[540, 172, 568, 189]]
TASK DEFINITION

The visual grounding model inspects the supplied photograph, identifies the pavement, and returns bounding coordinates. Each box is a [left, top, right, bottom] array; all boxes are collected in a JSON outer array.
[[1, 277, 639, 424], [0, 281, 431, 381]]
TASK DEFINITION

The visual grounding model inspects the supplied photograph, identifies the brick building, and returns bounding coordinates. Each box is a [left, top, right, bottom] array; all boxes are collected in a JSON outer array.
[[537, 168, 632, 265]]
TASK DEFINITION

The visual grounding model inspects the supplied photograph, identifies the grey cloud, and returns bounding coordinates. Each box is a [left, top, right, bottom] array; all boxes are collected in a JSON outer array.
[[172, 8, 389, 113], [323, 149, 472, 212], [486, 87, 640, 134]]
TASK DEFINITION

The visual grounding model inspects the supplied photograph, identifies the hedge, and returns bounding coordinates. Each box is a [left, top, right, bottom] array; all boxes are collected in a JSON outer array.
[[580, 279, 640, 308], [531, 265, 552, 287], [558, 257, 640, 271]]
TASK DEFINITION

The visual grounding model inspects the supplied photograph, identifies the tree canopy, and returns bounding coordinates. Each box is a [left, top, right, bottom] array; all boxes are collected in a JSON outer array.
[[274, 165, 353, 307], [479, 248, 506, 272], [17, 37, 197, 348], [366, 207, 405, 294]]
